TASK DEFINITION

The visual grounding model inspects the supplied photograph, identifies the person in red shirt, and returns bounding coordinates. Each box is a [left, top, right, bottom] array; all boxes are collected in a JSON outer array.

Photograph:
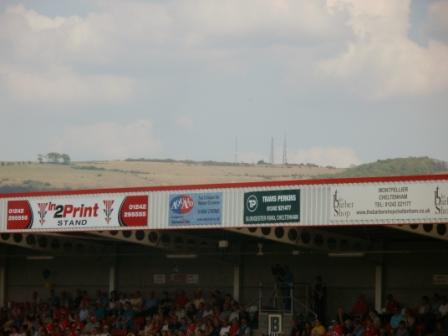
[[186, 317, 197, 336], [228, 319, 239, 336], [385, 294, 400, 314], [327, 321, 343, 336], [351, 294, 369, 318], [364, 318, 379, 336], [175, 291, 189, 308]]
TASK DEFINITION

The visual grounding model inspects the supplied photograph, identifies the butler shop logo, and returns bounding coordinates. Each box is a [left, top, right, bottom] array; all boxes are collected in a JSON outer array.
[[332, 190, 354, 218], [37, 200, 114, 226], [434, 186, 448, 215]]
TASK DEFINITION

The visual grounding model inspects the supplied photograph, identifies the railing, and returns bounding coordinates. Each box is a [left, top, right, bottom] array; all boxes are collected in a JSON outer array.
[[257, 282, 314, 315], [293, 296, 317, 319]]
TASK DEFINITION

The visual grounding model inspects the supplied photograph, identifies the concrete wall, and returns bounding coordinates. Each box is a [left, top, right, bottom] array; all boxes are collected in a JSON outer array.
[[383, 253, 448, 308], [240, 254, 375, 319], [6, 255, 110, 302], [4, 248, 448, 319], [4, 249, 235, 302], [115, 253, 234, 295]]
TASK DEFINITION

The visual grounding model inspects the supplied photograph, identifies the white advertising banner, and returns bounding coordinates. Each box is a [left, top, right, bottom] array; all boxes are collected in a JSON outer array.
[[330, 181, 448, 224], [6, 194, 148, 230]]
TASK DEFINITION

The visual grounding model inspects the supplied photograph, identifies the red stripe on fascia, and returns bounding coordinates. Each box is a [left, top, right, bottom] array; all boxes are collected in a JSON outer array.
[[0, 173, 447, 199], [3, 222, 447, 233]]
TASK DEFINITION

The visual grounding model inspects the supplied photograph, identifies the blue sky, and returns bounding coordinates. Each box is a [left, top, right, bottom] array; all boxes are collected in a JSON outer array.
[[0, 0, 447, 167]]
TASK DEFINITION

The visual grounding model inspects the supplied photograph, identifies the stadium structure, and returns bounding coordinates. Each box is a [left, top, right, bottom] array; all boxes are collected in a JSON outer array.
[[1, 174, 448, 334]]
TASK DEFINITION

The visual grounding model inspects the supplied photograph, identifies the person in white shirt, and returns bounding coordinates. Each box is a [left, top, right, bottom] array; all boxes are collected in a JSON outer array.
[[438, 296, 448, 317]]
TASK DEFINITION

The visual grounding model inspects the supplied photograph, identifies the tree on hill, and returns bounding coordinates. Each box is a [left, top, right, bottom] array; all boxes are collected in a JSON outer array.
[[46, 152, 61, 163], [60, 153, 71, 165], [38, 152, 71, 165]]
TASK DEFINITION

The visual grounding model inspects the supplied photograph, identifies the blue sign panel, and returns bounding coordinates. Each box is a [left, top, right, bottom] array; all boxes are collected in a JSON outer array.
[[169, 192, 222, 226]]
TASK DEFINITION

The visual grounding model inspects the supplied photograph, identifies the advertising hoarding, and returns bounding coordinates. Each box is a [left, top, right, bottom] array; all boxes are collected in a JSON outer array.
[[6, 195, 148, 230], [168, 192, 222, 226], [243, 189, 300, 224], [330, 182, 448, 223]]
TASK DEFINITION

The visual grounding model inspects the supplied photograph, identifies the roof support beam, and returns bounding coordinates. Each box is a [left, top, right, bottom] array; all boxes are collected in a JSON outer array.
[[227, 227, 371, 251], [391, 223, 448, 241], [89, 230, 218, 252], [0, 232, 113, 254]]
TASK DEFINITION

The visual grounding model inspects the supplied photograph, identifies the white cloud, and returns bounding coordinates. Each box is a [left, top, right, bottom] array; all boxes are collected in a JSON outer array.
[[0, 5, 116, 64], [319, 0, 448, 97], [288, 146, 360, 168], [427, 1, 448, 38], [174, 115, 194, 130], [51, 120, 161, 160], [0, 2, 342, 107], [0, 65, 135, 106], [0, 1, 339, 65], [175, 0, 337, 42]]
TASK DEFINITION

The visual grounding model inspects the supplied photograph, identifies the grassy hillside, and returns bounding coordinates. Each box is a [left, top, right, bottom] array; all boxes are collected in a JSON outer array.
[[0, 157, 446, 193], [331, 157, 448, 177], [0, 160, 341, 193]]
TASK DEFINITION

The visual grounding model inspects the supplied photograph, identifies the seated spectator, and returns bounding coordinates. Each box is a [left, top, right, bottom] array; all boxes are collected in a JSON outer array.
[[327, 320, 343, 336], [336, 307, 350, 325], [418, 296, 431, 316], [352, 319, 364, 336], [175, 291, 189, 308], [364, 318, 379, 336], [402, 308, 415, 333], [438, 296, 448, 318], [79, 303, 90, 322], [394, 321, 409, 336], [390, 308, 404, 330], [143, 292, 159, 316], [193, 290, 206, 311], [343, 318, 354, 336], [351, 295, 369, 319], [228, 319, 239, 336], [219, 320, 230, 336], [368, 311, 381, 330], [310, 319, 325, 336], [385, 295, 400, 315], [239, 318, 251, 336]]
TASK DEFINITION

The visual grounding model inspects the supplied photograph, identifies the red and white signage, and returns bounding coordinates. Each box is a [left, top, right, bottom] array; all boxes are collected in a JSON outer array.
[[1, 174, 447, 232], [7, 195, 148, 230]]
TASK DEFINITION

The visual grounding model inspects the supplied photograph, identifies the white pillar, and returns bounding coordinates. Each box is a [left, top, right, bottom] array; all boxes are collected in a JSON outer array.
[[233, 263, 240, 301], [374, 265, 382, 312], [0, 265, 5, 308]]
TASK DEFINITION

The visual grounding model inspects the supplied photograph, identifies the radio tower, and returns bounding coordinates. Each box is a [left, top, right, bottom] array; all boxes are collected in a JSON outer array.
[[234, 137, 238, 163], [270, 137, 274, 164], [282, 133, 288, 165]]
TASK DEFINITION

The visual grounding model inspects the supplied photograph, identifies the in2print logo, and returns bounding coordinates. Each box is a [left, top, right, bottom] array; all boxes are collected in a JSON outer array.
[[6, 195, 149, 230], [170, 195, 195, 214], [45, 201, 100, 226], [37, 203, 48, 225], [103, 200, 115, 224]]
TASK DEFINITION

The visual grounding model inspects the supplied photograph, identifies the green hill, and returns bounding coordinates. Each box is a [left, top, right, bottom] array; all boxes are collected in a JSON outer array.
[[332, 157, 448, 178], [0, 157, 446, 194]]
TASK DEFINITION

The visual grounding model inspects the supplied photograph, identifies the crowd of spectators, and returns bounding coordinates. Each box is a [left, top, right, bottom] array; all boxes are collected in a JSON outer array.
[[0, 290, 257, 336], [2, 290, 448, 336], [292, 293, 448, 336]]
